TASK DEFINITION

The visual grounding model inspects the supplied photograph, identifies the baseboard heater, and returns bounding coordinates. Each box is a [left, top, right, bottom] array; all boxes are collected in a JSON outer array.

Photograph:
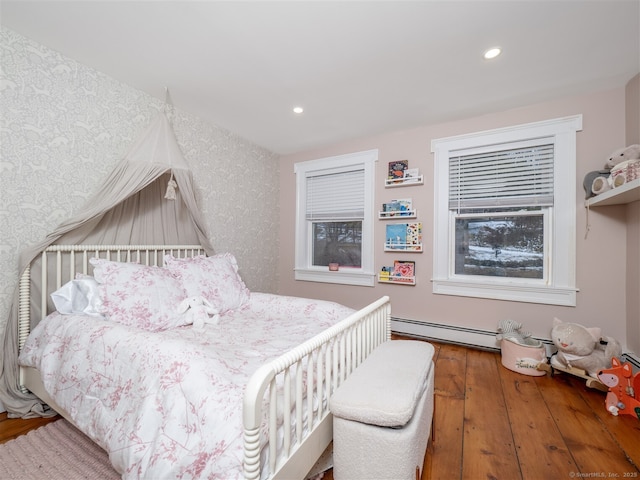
[[622, 353, 640, 373], [392, 317, 640, 373], [392, 317, 554, 358]]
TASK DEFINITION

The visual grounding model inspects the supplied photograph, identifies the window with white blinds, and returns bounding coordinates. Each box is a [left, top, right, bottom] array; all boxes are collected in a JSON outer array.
[[432, 115, 582, 306], [294, 149, 377, 287], [449, 143, 554, 210], [306, 168, 364, 220]]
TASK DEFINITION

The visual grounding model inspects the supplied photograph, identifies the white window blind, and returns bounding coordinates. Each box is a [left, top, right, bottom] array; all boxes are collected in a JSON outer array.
[[449, 143, 554, 210], [306, 168, 364, 220]]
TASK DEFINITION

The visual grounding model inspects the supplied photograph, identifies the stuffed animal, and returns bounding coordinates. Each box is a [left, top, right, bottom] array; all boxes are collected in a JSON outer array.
[[583, 169, 611, 198], [549, 318, 622, 378], [496, 319, 533, 344], [177, 296, 220, 329], [597, 357, 640, 420], [605, 144, 640, 169]]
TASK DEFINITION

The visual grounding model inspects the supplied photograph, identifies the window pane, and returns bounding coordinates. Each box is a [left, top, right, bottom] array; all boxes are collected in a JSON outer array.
[[454, 214, 544, 279], [312, 221, 362, 267]]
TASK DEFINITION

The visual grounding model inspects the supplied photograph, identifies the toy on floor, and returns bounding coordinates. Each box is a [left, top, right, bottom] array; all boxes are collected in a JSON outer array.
[[497, 319, 547, 376], [549, 318, 622, 378], [597, 357, 640, 420], [537, 318, 621, 391]]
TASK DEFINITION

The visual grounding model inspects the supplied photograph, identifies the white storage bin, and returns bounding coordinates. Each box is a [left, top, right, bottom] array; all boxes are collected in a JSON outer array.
[[330, 340, 435, 480]]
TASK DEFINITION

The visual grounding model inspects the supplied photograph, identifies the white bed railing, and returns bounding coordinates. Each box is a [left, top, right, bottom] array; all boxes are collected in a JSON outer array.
[[243, 295, 391, 480]]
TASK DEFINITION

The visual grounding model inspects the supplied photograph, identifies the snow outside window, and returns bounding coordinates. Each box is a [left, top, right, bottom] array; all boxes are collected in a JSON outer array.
[[431, 116, 582, 306]]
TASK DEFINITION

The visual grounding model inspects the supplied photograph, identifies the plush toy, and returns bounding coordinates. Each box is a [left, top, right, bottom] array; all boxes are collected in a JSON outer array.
[[549, 318, 622, 378], [496, 319, 533, 344], [583, 169, 611, 198], [597, 357, 640, 420], [177, 296, 220, 329], [605, 144, 640, 169]]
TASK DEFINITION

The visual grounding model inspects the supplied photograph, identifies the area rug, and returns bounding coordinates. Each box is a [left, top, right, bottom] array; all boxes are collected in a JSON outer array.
[[0, 419, 119, 480]]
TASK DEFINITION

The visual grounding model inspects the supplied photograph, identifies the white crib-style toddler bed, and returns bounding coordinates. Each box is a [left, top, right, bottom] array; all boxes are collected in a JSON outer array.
[[16, 244, 391, 479]]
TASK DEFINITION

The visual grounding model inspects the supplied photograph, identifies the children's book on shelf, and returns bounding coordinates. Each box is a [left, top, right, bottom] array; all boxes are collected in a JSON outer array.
[[385, 223, 422, 250], [406, 222, 422, 248], [382, 198, 412, 216], [380, 265, 393, 279], [388, 160, 409, 181], [393, 260, 415, 283], [403, 168, 420, 183]]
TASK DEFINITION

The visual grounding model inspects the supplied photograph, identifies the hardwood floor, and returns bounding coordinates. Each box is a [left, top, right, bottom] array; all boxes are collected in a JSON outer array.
[[2, 341, 639, 479], [0, 411, 59, 444]]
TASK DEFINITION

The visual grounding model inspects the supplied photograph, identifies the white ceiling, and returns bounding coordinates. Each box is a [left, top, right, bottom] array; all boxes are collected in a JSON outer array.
[[2, 1, 639, 155]]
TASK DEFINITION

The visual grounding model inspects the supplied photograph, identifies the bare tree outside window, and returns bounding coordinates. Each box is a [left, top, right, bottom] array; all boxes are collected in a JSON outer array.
[[454, 214, 544, 279], [312, 221, 362, 267]]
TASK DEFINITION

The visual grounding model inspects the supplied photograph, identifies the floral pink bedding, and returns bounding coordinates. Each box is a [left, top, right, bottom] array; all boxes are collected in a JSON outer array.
[[19, 292, 355, 479]]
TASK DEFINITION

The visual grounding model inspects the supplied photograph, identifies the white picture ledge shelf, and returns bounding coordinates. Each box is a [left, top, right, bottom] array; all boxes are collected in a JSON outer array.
[[383, 243, 423, 252], [385, 176, 424, 188], [378, 210, 418, 219], [378, 274, 416, 285], [585, 178, 640, 207]]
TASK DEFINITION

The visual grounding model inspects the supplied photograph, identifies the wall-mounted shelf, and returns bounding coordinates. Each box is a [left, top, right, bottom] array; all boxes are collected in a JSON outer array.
[[585, 178, 640, 207], [383, 243, 423, 252], [378, 210, 418, 220], [378, 274, 416, 285], [385, 175, 424, 188]]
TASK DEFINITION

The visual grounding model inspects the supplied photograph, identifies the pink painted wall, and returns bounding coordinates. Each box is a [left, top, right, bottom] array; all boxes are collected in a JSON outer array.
[[625, 74, 640, 355], [278, 86, 634, 350]]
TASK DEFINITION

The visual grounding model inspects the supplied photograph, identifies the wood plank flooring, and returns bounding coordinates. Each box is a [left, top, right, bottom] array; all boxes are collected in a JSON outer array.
[[1, 341, 639, 479]]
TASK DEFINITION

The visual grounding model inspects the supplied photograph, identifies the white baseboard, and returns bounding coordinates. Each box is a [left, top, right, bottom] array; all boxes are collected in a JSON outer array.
[[391, 317, 556, 357]]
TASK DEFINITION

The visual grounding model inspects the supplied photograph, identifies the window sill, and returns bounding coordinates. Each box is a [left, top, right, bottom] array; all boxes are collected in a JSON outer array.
[[432, 278, 577, 306], [295, 269, 375, 287]]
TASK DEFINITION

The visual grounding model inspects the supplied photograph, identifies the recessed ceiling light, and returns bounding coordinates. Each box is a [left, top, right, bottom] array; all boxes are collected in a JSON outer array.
[[293, 106, 304, 114], [483, 47, 502, 60]]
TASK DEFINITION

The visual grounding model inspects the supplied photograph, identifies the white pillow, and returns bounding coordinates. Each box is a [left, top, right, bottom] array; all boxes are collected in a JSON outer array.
[[90, 258, 188, 332], [50, 275, 104, 317], [164, 253, 250, 314]]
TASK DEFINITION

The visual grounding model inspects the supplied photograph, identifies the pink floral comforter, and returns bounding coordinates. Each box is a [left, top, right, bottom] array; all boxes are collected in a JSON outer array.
[[19, 293, 355, 479]]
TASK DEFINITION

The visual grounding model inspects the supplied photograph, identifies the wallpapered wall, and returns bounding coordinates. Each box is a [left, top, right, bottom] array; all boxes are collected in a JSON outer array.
[[0, 29, 280, 342]]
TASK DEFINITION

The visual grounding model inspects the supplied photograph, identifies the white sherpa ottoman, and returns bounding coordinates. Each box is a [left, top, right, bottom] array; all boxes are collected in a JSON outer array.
[[330, 340, 435, 480]]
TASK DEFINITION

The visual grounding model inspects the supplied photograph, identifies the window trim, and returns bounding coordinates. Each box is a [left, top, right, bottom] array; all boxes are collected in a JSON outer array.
[[294, 149, 377, 286], [431, 116, 582, 306]]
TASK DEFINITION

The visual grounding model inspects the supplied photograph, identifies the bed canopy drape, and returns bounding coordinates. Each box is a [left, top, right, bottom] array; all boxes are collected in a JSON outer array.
[[1, 111, 214, 417]]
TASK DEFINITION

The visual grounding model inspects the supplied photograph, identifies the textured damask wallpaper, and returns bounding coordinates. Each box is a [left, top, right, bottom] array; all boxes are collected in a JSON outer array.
[[0, 29, 280, 342]]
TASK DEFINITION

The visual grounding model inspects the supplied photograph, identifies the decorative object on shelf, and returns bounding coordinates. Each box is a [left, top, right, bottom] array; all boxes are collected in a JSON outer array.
[[384, 223, 422, 251], [586, 144, 640, 199], [403, 168, 420, 183], [393, 260, 415, 282], [378, 261, 415, 285], [379, 198, 416, 218], [605, 144, 640, 169], [385, 160, 424, 187], [583, 169, 611, 198], [328, 262, 339, 271], [388, 160, 409, 182], [597, 357, 640, 420]]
